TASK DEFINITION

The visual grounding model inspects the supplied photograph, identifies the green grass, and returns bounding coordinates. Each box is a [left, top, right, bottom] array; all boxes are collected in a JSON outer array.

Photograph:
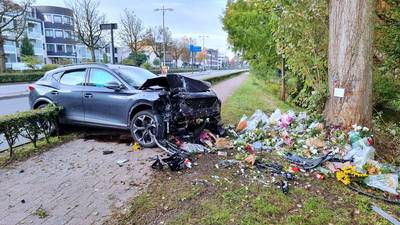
[[222, 74, 297, 124]]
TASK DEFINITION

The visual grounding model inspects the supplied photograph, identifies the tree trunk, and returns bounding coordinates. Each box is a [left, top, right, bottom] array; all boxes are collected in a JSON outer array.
[[324, 0, 374, 128], [0, 38, 6, 73], [280, 56, 286, 101], [90, 47, 96, 62]]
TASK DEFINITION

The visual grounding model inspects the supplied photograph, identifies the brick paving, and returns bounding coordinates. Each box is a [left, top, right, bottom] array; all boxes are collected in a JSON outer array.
[[0, 139, 162, 225]]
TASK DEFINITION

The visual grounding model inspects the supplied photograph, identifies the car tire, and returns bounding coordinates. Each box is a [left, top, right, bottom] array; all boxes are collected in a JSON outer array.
[[130, 110, 165, 148]]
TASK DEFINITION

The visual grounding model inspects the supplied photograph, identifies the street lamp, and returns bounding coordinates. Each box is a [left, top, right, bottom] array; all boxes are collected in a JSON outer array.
[[154, 5, 173, 67], [100, 23, 118, 64]]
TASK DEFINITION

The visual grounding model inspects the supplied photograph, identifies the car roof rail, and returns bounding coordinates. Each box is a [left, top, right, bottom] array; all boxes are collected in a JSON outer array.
[[62, 62, 109, 68]]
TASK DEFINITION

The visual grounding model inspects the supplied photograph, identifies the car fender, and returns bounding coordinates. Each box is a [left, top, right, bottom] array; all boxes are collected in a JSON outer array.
[[32, 97, 54, 109], [127, 100, 155, 125]]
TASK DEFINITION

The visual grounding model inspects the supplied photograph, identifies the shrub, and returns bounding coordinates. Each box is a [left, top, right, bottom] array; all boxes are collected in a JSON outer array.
[[0, 105, 62, 158], [42, 64, 61, 71], [0, 71, 45, 83]]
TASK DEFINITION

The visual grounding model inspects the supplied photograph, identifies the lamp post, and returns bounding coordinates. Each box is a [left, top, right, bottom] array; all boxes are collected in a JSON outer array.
[[154, 5, 173, 67], [100, 23, 118, 64]]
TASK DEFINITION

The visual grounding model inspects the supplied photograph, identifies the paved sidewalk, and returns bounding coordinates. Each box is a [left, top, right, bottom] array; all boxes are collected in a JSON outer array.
[[0, 139, 162, 225]]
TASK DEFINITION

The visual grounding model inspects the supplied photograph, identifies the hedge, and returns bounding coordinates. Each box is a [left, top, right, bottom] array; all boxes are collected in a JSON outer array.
[[0, 105, 62, 157], [0, 71, 45, 83]]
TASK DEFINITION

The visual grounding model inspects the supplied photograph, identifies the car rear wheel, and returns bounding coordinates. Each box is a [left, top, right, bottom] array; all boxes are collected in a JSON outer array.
[[130, 110, 164, 148]]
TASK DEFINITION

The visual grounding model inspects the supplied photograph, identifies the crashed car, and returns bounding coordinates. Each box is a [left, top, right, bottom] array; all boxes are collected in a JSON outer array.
[[28, 63, 222, 147]]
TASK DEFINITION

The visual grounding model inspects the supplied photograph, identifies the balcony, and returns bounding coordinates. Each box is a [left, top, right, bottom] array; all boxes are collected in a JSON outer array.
[[28, 31, 43, 40]]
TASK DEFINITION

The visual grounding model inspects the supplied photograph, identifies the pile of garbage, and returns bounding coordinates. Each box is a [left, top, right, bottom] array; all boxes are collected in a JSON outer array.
[[227, 109, 400, 202]]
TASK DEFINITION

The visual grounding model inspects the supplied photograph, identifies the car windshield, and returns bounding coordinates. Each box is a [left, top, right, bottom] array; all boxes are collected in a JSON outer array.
[[112, 66, 157, 88]]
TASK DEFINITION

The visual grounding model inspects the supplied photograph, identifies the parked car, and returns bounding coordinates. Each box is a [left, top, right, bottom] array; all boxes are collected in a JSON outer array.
[[29, 64, 222, 147]]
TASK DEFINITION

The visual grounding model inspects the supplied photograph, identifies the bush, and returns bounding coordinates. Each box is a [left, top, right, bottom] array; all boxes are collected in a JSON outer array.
[[0, 105, 62, 158], [42, 64, 61, 72], [0, 71, 45, 83]]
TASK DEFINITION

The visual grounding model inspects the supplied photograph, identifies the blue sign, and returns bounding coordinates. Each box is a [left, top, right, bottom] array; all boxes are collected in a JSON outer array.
[[189, 44, 202, 52]]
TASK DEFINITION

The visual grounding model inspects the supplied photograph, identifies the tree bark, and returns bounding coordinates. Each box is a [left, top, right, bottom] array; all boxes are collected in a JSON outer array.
[[324, 0, 374, 128], [0, 38, 6, 73], [280, 56, 286, 101], [90, 47, 96, 62]]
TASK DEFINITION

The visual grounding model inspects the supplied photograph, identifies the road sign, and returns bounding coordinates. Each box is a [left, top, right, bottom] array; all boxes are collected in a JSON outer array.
[[189, 44, 201, 52], [100, 23, 118, 30]]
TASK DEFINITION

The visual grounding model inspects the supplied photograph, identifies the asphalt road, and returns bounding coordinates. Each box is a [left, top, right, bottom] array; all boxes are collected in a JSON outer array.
[[0, 96, 30, 116]]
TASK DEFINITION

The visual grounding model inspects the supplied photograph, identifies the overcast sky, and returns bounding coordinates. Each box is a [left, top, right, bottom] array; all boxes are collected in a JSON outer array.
[[34, 0, 233, 57]]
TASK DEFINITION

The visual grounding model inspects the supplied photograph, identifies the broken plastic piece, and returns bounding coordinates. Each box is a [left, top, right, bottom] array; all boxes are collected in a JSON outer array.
[[132, 142, 142, 151], [217, 160, 239, 169], [284, 152, 333, 170], [151, 156, 164, 170], [280, 180, 289, 195], [371, 204, 400, 225], [103, 150, 114, 155], [116, 159, 129, 167]]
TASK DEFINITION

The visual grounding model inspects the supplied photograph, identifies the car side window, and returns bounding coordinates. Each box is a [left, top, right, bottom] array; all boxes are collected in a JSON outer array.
[[60, 70, 86, 86], [88, 69, 119, 87]]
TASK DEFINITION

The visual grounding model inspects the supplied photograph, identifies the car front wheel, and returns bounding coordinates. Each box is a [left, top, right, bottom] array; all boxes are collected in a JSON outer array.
[[130, 110, 163, 148]]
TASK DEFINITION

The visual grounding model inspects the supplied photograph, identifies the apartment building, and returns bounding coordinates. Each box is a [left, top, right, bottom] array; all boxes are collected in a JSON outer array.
[[4, 7, 46, 70]]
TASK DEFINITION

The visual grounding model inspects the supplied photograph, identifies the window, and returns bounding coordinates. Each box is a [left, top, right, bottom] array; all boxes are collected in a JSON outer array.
[[45, 29, 53, 37], [88, 69, 119, 87], [66, 45, 73, 53], [44, 14, 52, 22], [112, 66, 156, 88], [55, 30, 63, 38], [46, 44, 55, 52], [56, 44, 65, 52], [53, 15, 62, 23], [60, 70, 86, 86], [64, 30, 71, 39], [63, 16, 72, 25]]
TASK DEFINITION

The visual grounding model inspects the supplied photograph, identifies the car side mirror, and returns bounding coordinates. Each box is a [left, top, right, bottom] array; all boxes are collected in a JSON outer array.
[[105, 81, 123, 91]]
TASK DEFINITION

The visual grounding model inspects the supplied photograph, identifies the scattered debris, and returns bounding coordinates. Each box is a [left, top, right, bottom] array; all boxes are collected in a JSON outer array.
[[19, 169, 24, 173], [131, 142, 142, 151], [371, 204, 400, 225], [116, 159, 129, 167], [216, 160, 239, 169], [21, 199, 25, 204], [103, 150, 114, 155]]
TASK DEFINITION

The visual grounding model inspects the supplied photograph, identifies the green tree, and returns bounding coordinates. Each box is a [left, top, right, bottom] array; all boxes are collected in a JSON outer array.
[[153, 58, 160, 67], [20, 35, 34, 56], [102, 53, 109, 64], [21, 55, 40, 69], [122, 52, 148, 66]]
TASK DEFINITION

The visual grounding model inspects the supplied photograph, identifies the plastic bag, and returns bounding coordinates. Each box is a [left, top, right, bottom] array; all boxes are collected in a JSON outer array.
[[245, 109, 269, 131], [181, 143, 208, 153], [364, 174, 399, 195], [344, 146, 375, 169], [270, 109, 282, 125]]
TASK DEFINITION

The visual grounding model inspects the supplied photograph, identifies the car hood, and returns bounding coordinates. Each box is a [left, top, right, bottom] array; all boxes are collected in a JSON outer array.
[[139, 74, 211, 92]]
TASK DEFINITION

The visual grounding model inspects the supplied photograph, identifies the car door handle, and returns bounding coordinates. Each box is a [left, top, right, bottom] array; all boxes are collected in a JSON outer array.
[[84, 93, 93, 99], [50, 90, 59, 95]]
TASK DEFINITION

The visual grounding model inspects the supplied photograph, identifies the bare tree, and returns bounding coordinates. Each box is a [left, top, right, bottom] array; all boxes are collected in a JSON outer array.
[[0, 0, 31, 72], [180, 36, 194, 65], [66, 0, 105, 62], [324, 0, 374, 127], [145, 26, 172, 61], [170, 39, 185, 68], [120, 8, 146, 54]]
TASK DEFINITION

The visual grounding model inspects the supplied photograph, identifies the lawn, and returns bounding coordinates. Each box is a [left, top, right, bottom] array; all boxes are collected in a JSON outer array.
[[106, 73, 400, 225]]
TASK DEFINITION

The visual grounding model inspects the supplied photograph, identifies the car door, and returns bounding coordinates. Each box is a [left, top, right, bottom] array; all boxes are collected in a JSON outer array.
[[83, 68, 131, 128], [53, 69, 86, 122]]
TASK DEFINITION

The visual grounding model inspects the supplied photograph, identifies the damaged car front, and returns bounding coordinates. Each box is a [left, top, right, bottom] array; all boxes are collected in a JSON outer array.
[[139, 74, 223, 147]]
